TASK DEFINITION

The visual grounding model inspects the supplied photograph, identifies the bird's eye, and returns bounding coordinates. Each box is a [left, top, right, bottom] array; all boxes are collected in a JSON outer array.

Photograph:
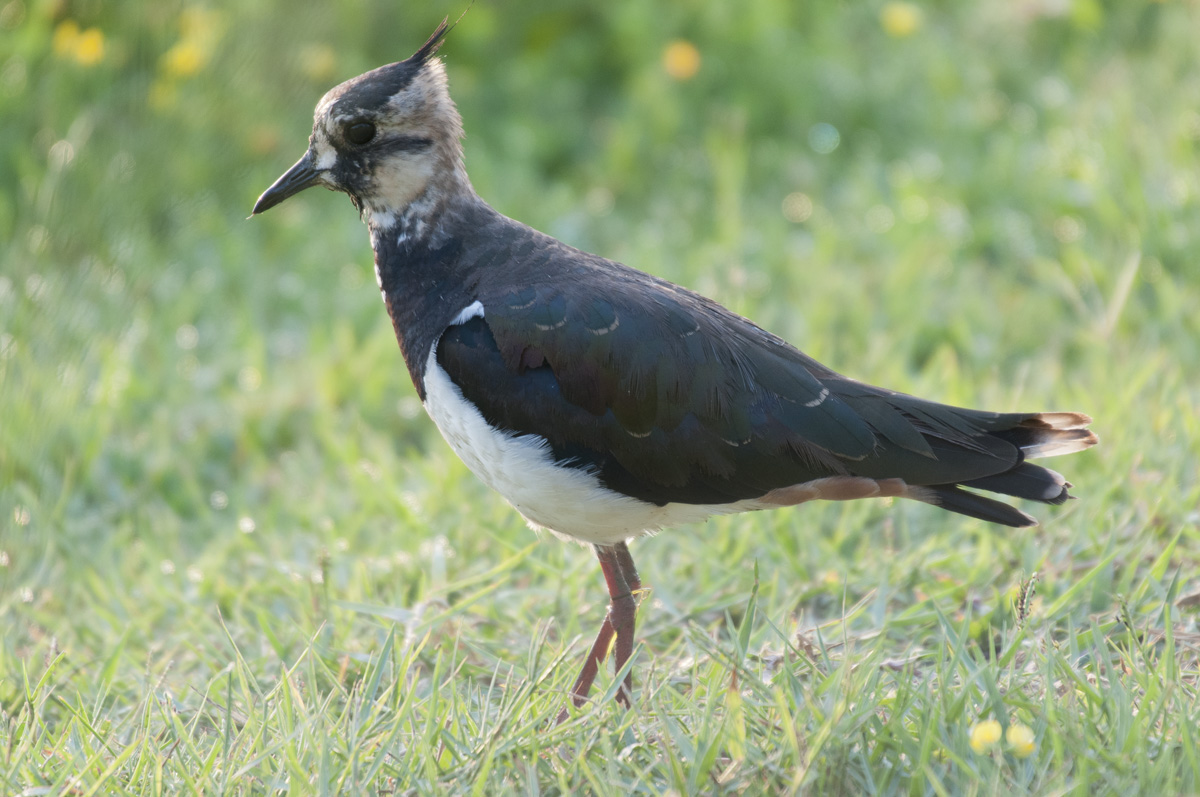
[[345, 121, 376, 146]]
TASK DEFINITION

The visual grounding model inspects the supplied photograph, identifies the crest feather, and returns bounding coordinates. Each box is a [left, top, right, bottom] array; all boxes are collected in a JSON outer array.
[[409, 18, 452, 65]]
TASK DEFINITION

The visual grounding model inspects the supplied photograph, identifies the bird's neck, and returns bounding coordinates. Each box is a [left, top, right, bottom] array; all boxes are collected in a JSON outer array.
[[367, 175, 485, 397], [366, 162, 472, 249]]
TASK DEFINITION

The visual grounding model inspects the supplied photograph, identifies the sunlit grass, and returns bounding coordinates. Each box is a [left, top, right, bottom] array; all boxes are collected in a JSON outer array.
[[3, 0, 1200, 793]]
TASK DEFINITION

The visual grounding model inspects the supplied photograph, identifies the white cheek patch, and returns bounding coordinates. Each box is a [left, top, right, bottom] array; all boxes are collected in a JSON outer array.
[[313, 139, 338, 170], [369, 153, 434, 209]]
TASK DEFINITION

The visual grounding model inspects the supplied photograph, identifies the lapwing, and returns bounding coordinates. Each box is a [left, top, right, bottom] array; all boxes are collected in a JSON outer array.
[[252, 21, 1098, 715]]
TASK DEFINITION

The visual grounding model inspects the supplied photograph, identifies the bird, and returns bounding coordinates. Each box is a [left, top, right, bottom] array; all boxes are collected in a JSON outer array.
[[252, 20, 1098, 715]]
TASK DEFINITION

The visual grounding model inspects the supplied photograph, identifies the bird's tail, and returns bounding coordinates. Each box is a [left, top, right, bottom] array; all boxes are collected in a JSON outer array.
[[915, 412, 1098, 527]]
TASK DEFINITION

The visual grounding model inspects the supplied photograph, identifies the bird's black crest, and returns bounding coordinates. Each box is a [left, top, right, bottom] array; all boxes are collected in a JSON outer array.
[[329, 19, 456, 119], [408, 17, 453, 66]]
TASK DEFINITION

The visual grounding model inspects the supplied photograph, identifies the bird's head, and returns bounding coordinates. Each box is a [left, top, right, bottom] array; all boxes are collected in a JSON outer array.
[[252, 19, 467, 226]]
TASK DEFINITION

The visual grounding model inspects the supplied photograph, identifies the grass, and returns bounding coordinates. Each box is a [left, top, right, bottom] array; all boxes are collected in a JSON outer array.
[[3, 0, 1200, 793]]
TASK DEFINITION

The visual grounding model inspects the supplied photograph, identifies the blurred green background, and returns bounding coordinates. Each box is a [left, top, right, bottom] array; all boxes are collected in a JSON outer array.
[[2, 0, 1200, 792]]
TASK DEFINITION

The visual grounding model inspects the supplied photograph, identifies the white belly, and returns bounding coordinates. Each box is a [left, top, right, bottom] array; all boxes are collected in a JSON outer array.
[[421, 345, 741, 546]]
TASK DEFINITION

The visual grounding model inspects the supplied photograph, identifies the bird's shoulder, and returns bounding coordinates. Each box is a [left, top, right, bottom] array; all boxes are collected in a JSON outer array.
[[472, 219, 858, 431]]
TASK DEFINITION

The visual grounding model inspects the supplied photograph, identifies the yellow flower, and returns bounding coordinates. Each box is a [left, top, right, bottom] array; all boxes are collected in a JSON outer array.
[[74, 28, 105, 65], [159, 7, 225, 79], [880, 2, 922, 38], [662, 40, 701, 81], [969, 719, 1002, 753], [1006, 723, 1036, 758], [53, 20, 80, 56], [52, 20, 105, 65], [163, 40, 206, 78]]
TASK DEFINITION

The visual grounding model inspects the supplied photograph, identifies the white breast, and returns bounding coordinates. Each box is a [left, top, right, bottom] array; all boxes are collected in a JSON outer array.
[[420, 303, 746, 546]]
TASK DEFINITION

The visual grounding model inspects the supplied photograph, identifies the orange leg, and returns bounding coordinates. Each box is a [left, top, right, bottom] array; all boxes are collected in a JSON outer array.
[[558, 542, 642, 721]]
